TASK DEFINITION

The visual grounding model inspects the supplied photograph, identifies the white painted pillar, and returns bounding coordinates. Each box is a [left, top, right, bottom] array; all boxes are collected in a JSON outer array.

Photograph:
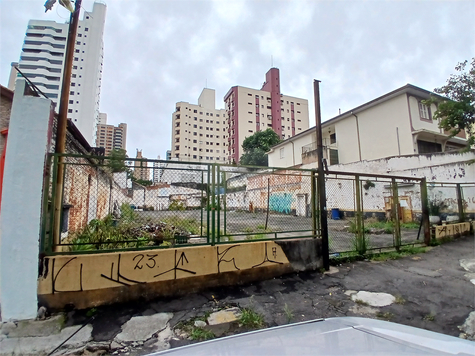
[[0, 80, 53, 320]]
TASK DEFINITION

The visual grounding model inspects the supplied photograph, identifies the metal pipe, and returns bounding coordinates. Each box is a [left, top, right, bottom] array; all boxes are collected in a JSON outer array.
[[314, 80, 329, 270], [351, 112, 362, 161], [420, 178, 431, 245], [456, 183, 465, 223], [396, 127, 401, 155], [52, 0, 82, 250], [290, 141, 295, 166], [391, 178, 401, 251]]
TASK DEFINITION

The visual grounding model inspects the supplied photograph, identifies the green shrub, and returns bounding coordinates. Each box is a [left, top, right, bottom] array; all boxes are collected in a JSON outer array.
[[169, 200, 186, 211], [239, 308, 264, 329]]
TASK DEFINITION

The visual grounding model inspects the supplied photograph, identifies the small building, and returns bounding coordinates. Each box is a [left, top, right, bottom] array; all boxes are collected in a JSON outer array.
[[267, 84, 468, 168]]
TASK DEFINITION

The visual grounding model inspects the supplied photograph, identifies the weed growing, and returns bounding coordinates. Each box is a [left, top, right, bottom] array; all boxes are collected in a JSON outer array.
[[354, 299, 369, 306], [376, 312, 394, 320], [239, 308, 265, 329], [190, 327, 215, 341], [284, 303, 294, 323], [394, 295, 406, 305], [245, 234, 265, 241], [423, 313, 436, 322], [370, 246, 427, 261]]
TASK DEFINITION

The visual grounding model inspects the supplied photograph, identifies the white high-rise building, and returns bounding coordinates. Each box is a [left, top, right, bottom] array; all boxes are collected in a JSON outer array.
[[153, 155, 162, 185], [13, 2, 106, 145], [171, 88, 228, 163]]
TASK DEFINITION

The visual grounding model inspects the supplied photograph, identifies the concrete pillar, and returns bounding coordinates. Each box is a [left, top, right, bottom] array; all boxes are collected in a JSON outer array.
[[0, 80, 53, 320]]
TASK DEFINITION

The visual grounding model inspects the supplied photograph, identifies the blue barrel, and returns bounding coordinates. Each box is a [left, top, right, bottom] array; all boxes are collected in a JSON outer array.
[[331, 208, 340, 220]]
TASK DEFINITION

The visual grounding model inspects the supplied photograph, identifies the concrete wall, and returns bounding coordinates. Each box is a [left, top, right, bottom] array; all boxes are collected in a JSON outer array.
[[0, 80, 54, 320], [308, 151, 475, 215], [38, 239, 322, 310], [325, 151, 474, 182]]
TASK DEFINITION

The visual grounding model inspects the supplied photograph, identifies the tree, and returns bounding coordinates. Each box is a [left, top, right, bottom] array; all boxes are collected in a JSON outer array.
[[425, 58, 475, 148], [106, 148, 128, 173], [240, 128, 281, 166]]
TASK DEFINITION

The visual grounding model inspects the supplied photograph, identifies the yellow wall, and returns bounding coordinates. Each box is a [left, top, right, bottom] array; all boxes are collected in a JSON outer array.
[[38, 241, 289, 295], [434, 222, 471, 239]]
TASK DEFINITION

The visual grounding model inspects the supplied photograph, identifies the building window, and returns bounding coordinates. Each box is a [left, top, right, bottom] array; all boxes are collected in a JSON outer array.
[[418, 101, 430, 120], [330, 133, 336, 144], [280, 148, 284, 159], [329, 149, 339, 165], [417, 140, 442, 154]]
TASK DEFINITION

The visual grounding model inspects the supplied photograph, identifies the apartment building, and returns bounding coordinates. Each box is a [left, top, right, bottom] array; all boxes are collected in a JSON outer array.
[[171, 88, 227, 163], [95, 113, 127, 155], [267, 84, 469, 168], [133, 150, 150, 181], [11, 2, 106, 145], [153, 155, 163, 184], [224, 68, 309, 163]]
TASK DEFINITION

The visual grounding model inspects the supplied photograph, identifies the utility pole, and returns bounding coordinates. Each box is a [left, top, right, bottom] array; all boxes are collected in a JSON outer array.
[[314, 80, 329, 270], [52, 0, 82, 250]]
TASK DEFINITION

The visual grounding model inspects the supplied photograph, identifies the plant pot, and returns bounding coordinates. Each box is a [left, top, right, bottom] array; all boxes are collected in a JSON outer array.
[[446, 215, 459, 222], [429, 216, 440, 225]]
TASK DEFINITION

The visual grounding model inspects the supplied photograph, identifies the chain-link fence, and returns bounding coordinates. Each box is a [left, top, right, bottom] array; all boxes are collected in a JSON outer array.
[[218, 165, 317, 242], [427, 182, 475, 222], [41, 153, 472, 256], [41, 154, 320, 254], [325, 173, 425, 256]]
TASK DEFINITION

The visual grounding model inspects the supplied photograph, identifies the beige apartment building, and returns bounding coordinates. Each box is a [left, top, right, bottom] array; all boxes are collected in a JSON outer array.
[[95, 113, 127, 156], [171, 88, 227, 163], [225, 68, 309, 163], [133, 149, 150, 181], [267, 84, 469, 168]]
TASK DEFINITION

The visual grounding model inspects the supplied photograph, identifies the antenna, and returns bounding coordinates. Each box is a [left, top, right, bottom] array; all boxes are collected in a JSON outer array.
[[271, 55, 273, 68]]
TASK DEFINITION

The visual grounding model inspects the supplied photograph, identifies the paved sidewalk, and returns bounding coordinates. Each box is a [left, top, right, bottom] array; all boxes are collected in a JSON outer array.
[[1, 234, 474, 355]]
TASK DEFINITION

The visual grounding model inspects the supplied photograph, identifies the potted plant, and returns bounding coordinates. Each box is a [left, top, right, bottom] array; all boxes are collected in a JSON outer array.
[[428, 199, 447, 224]]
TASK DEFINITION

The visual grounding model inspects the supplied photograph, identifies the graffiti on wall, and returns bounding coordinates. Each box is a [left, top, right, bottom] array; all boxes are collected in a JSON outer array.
[[38, 242, 289, 295], [269, 193, 294, 214], [435, 222, 471, 239]]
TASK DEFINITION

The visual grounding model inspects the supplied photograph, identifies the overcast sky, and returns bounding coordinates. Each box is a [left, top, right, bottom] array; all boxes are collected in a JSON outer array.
[[1, 0, 474, 160]]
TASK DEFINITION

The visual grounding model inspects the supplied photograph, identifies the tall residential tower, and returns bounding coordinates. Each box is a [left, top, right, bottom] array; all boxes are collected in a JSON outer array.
[[171, 89, 227, 162], [13, 2, 106, 145], [95, 113, 127, 155], [224, 68, 309, 163]]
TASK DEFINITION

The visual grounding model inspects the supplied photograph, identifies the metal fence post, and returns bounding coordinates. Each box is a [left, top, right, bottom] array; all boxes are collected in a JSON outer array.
[[207, 166, 211, 244], [355, 175, 365, 254], [391, 178, 401, 251], [40, 155, 53, 254], [201, 171, 204, 237], [49, 155, 59, 254], [222, 171, 227, 237], [217, 165, 221, 243], [456, 183, 465, 223], [211, 164, 216, 246], [311, 170, 317, 238], [420, 178, 431, 245]]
